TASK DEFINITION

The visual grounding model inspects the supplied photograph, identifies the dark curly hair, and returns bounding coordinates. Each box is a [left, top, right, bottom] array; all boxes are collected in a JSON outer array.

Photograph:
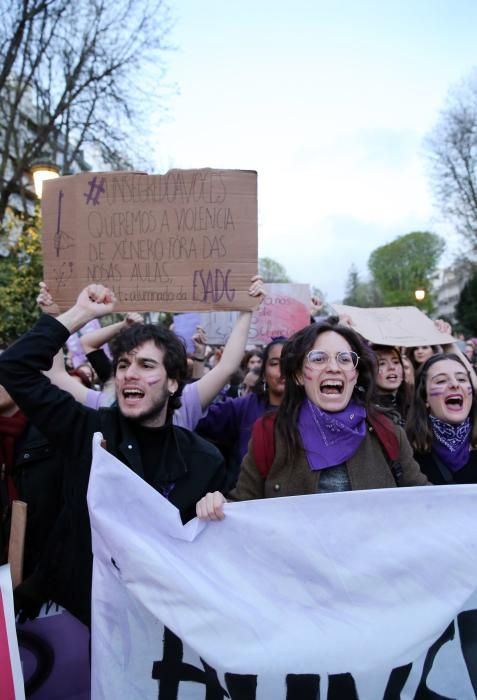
[[406, 352, 477, 452], [110, 323, 188, 421], [276, 317, 377, 463]]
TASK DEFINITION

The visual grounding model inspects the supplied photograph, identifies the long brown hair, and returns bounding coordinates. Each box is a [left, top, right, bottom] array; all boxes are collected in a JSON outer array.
[[276, 318, 377, 464], [406, 353, 477, 452], [372, 344, 412, 422]]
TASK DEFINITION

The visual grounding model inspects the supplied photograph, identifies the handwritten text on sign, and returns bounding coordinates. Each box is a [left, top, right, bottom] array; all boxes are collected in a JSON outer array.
[[41, 169, 258, 312]]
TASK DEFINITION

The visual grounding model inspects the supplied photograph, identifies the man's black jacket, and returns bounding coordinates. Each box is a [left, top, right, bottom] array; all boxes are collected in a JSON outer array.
[[0, 315, 226, 625]]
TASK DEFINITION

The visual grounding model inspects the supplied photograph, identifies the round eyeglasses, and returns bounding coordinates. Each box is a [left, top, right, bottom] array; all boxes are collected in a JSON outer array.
[[306, 350, 359, 369]]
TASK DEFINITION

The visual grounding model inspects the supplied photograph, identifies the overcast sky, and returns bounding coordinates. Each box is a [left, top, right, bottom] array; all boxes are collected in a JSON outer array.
[[150, 0, 477, 301]]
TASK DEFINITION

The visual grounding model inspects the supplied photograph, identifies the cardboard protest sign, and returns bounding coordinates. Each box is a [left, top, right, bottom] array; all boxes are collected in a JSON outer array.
[[331, 304, 455, 347], [41, 169, 257, 312], [0, 565, 25, 699]]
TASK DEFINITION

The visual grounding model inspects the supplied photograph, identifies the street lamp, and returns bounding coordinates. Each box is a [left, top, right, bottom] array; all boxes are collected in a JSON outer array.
[[31, 161, 60, 199], [414, 288, 426, 303]]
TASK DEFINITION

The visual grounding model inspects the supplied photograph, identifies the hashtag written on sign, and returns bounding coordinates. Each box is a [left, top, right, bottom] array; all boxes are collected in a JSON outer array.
[[83, 176, 106, 206]]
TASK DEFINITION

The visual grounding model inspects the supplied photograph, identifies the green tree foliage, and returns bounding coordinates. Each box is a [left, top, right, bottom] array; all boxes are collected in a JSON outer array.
[[258, 257, 292, 283], [456, 269, 477, 336], [342, 264, 382, 307], [368, 231, 445, 312], [0, 215, 43, 346]]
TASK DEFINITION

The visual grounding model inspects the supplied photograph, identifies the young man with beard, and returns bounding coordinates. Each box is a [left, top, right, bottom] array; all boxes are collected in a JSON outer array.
[[0, 284, 226, 626]]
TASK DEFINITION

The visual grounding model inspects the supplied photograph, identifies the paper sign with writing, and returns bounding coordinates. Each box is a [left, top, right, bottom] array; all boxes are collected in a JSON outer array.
[[331, 304, 455, 347], [249, 283, 310, 344], [172, 313, 200, 353], [198, 310, 240, 345], [186, 284, 310, 346], [41, 169, 257, 312]]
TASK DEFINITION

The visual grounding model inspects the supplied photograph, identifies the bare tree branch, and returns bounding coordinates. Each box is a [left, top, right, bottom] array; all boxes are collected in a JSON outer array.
[[0, 0, 173, 224]]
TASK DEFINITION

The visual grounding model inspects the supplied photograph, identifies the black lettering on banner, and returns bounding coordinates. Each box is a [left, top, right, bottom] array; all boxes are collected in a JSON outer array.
[[414, 622, 455, 700], [285, 673, 320, 699], [457, 609, 477, 695], [152, 628, 230, 700], [224, 672, 258, 699], [382, 662, 413, 699], [327, 673, 359, 699]]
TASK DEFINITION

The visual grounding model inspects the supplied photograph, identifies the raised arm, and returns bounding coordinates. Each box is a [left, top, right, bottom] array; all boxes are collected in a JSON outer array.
[[38, 283, 115, 405], [80, 312, 143, 354], [194, 276, 265, 409], [0, 285, 116, 448], [57, 285, 116, 334]]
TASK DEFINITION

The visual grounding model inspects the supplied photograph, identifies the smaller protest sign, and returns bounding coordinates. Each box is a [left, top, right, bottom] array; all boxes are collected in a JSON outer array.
[[331, 304, 455, 347], [249, 283, 310, 344], [198, 311, 240, 345], [172, 313, 201, 353], [0, 565, 25, 700]]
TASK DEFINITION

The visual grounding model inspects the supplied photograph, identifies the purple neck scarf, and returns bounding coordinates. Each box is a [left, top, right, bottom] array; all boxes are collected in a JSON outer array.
[[298, 399, 367, 471], [430, 416, 471, 472]]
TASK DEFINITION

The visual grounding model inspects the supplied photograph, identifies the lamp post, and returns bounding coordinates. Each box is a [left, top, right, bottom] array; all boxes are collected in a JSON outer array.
[[414, 288, 426, 303], [31, 161, 60, 199]]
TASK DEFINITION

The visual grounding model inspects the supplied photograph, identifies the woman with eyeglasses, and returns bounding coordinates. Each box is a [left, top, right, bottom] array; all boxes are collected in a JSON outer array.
[[197, 318, 428, 519], [406, 353, 477, 484]]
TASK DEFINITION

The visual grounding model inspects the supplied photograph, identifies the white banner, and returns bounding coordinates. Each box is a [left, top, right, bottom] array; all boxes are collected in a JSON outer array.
[[88, 434, 477, 699]]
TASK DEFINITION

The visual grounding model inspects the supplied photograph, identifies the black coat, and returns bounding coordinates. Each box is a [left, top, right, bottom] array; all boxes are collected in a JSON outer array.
[[13, 423, 64, 579], [0, 315, 226, 625], [415, 449, 477, 485]]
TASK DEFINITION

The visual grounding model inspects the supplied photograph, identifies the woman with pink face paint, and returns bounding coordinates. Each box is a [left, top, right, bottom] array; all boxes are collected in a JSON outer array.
[[407, 353, 477, 484], [197, 318, 429, 521]]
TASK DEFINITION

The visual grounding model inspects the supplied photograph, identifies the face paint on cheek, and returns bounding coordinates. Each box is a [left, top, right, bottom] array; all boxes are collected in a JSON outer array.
[[146, 375, 162, 386], [303, 369, 314, 381], [467, 385, 473, 395], [429, 389, 445, 397]]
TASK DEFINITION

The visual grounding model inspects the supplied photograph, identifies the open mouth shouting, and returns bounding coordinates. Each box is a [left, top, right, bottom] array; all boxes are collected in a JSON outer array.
[[444, 393, 464, 411], [301, 331, 358, 412], [426, 358, 473, 424], [320, 380, 344, 395], [122, 386, 145, 404]]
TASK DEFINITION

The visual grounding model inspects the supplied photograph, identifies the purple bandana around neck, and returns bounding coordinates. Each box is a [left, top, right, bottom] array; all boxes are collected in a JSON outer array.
[[430, 415, 471, 472], [298, 399, 367, 471]]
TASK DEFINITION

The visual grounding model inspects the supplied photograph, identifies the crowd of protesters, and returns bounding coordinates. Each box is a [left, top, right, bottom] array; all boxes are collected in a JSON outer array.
[[1, 278, 477, 658]]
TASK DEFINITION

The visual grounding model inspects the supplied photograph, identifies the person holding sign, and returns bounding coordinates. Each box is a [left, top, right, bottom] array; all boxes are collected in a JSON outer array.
[[38, 277, 266, 430], [407, 353, 477, 485], [0, 284, 227, 626], [197, 317, 429, 520]]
